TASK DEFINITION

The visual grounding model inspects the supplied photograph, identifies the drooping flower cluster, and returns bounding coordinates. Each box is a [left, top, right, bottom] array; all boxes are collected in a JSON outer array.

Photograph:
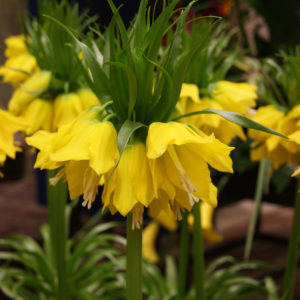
[[0, 35, 38, 84], [27, 109, 233, 228], [247, 48, 300, 174], [178, 81, 257, 144], [249, 104, 300, 172], [0, 2, 100, 137], [8, 69, 99, 135], [23, 0, 278, 231], [0, 109, 26, 177]]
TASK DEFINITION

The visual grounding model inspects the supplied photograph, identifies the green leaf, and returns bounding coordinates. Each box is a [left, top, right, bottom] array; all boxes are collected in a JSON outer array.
[[264, 277, 280, 300], [205, 255, 236, 276], [165, 256, 178, 296], [172, 108, 288, 138], [106, 61, 137, 119]]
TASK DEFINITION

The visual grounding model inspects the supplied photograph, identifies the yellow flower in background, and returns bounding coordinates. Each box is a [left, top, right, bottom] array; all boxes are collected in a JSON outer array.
[[8, 71, 52, 115], [142, 202, 222, 263], [148, 201, 178, 232], [142, 221, 160, 263], [53, 93, 83, 129], [187, 202, 222, 243], [22, 98, 53, 135], [26, 107, 119, 208], [8, 69, 100, 134], [4, 35, 27, 57], [0, 35, 38, 84], [249, 104, 300, 170], [77, 88, 101, 110], [146, 122, 234, 217], [103, 142, 155, 229], [178, 81, 257, 144], [212, 81, 257, 114], [0, 109, 26, 177]]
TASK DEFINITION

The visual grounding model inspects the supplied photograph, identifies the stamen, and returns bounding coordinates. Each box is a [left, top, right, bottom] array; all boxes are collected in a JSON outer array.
[[167, 146, 198, 206], [82, 167, 100, 209], [132, 203, 144, 230], [49, 168, 65, 186], [171, 202, 182, 221]]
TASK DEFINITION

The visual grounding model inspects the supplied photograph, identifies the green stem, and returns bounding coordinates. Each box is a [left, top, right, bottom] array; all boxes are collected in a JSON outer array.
[[47, 170, 68, 300], [126, 214, 142, 300], [283, 177, 300, 300], [193, 202, 205, 300], [244, 158, 270, 260], [178, 210, 189, 298]]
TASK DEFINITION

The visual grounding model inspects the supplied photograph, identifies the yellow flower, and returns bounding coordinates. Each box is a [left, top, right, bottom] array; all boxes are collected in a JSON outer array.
[[103, 142, 155, 229], [187, 202, 222, 243], [142, 221, 160, 263], [0, 109, 26, 177], [146, 122, 233, 217], [53, 93, 83, 129], [249, 104, 300, 170], [8, 71, 52, 115], [22, 98, 53, 135], [26, 107, 119, 208], [212, 81, 257, 114], [0, 54, 37, 83], [148, 201, 178, 232], [178, 81, 257, 144], [143, 202, 221, 263], [0, 35, 38, 84], [8, 69, 100, 135], [4, 35, 27, 57], [77, 88, 101, 110]]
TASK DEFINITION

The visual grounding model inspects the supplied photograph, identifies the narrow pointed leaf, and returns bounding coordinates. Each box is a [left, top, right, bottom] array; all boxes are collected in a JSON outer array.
[[172, 108, 288, 138]]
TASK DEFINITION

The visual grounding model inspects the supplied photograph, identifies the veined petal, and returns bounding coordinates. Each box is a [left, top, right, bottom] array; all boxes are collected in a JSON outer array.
[[147, 122, 214, 159], [130, 143, 155, 207], [109, 146, 140, 216], [103, 143, 155, 217], [88, 122, 119, 175]]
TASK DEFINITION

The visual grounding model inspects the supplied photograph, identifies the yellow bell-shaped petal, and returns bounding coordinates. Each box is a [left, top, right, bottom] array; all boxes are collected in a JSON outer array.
[[53, 93, 83, 129], [212, 81, 257, 114], [22, 98, 53, 135], [8, 71, 51, 115], [0, 109, 26, 170], [188, 202, 222, 243], [4, 35, 27, 58], [103, 142, 155, 222], [77, 88, 101, 110], [0, 53, 37, 83], [146, 122, 233, 213], [142, 221, 160, 263]]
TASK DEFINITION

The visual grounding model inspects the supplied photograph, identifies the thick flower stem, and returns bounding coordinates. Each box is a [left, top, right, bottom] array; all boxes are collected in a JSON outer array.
[[193, 202, 205, 300], [244, 158, 270, 260], [178, 210, 189, 298], [283, 177, 300, 300], [126, 214, 142, 300], [47, 170, 68, 300]]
